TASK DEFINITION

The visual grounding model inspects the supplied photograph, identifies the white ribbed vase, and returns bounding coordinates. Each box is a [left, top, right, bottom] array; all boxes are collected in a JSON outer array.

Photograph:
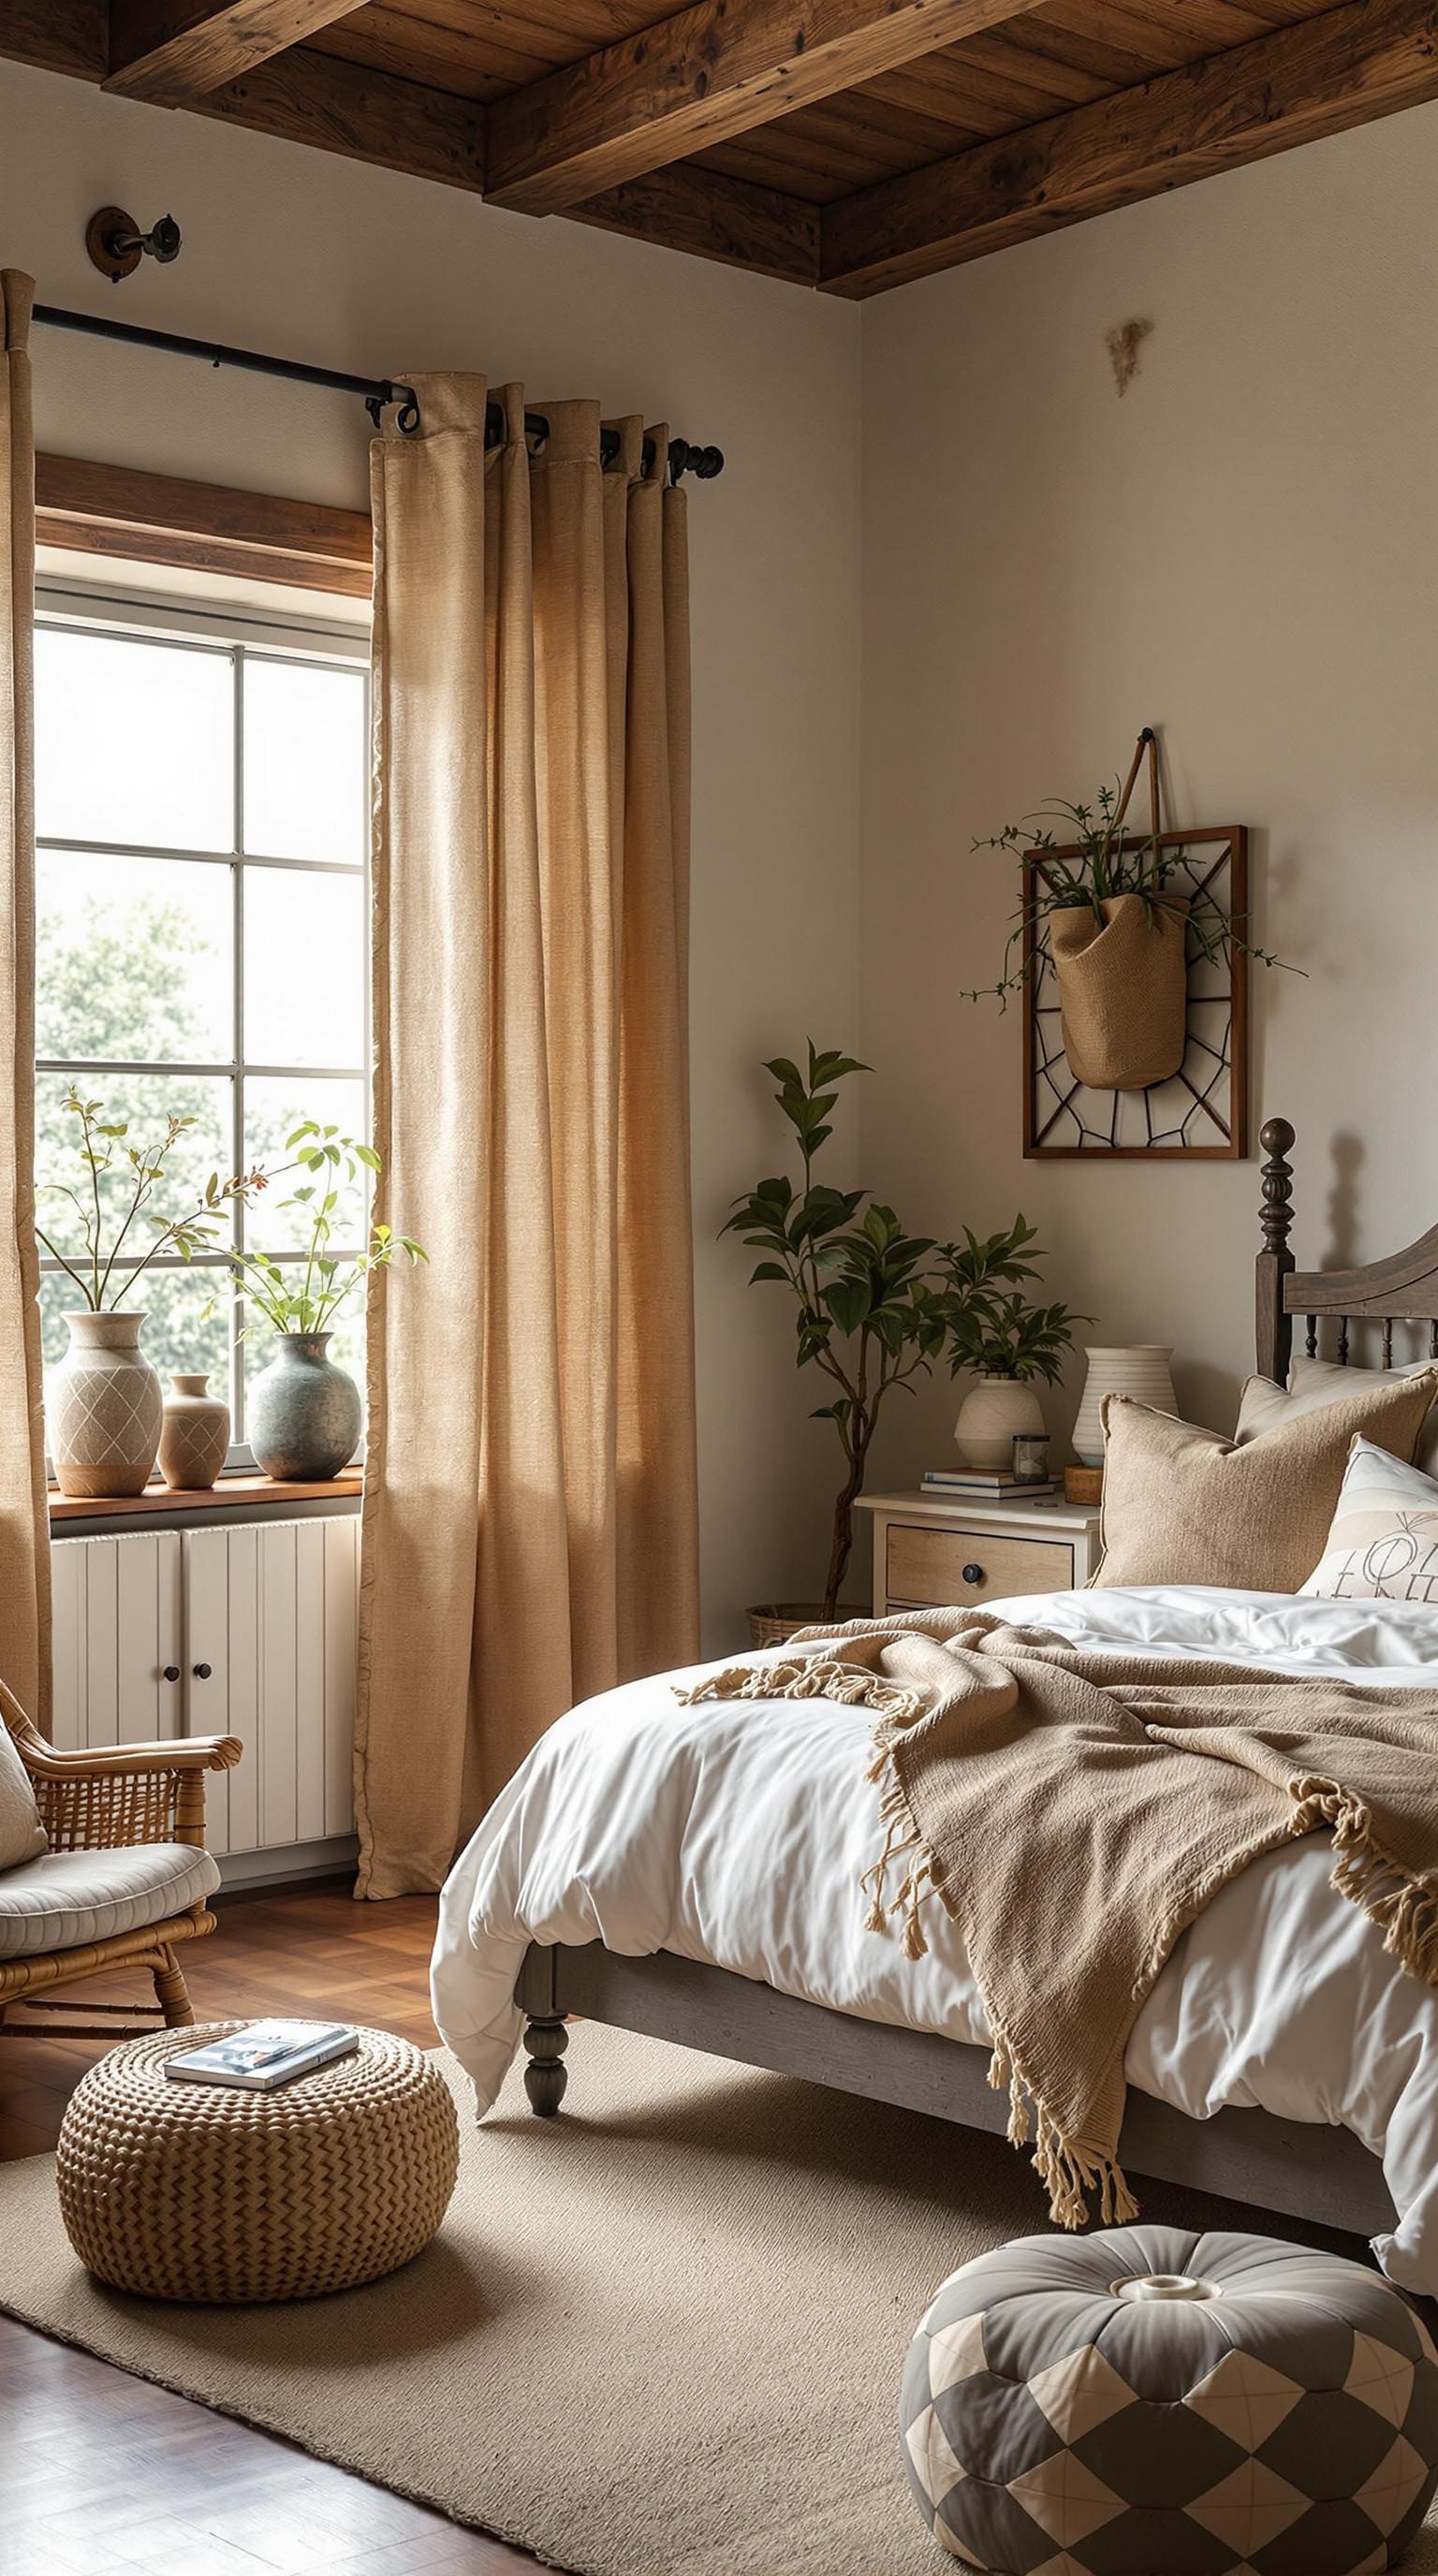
[[1071, 1345, 1178, 1466]]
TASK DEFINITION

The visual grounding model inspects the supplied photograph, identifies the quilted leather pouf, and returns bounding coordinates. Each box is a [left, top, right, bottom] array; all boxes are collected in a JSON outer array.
[[900, 2225, 1438, 2575]]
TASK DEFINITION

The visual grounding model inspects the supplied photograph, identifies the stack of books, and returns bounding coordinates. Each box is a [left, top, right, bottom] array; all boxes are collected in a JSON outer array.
[[920, 1467, 1058, 1500]]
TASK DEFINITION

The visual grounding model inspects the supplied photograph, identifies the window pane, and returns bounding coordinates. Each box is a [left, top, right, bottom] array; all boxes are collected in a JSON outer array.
[[243, 868, 364, 1068], [243, 1077, 367, 1252], [36, 1073, 235, 1296], [37, 851, 233, 1064], [40, 1267, 231, 1414], [243, 657, 366, 864], [35, 627, 232, 852]]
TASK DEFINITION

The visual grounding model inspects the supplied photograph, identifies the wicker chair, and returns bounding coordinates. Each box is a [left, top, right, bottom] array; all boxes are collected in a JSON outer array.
[[0, 1676, 242, 2042]]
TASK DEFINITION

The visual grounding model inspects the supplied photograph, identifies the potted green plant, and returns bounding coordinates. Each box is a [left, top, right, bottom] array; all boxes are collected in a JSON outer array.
[[723, 1046, 944, 1637], [37, 1090, 265, 1498], [931, 1221, 1087, 1467], [227, 1122, 425, 1481]]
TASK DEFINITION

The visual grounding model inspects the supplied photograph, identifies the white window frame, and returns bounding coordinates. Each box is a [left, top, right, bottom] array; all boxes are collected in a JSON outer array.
[[34, 576, 371, 1470]]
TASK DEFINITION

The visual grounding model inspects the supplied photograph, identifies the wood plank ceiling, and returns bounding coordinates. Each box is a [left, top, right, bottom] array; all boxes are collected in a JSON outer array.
[[5, 0, 1438, 295]]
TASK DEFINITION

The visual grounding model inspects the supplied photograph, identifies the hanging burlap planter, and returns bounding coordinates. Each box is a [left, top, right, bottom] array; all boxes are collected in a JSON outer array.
[[1049, 893, 1189, 1091]]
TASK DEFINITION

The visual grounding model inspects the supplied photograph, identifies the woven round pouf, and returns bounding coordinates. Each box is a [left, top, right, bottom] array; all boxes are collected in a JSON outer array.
[[58, 2023, 460, 2304], [902, 2225, 1438, 2575]]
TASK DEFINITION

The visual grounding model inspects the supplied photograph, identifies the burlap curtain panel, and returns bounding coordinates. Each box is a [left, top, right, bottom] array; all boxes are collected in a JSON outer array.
[[0, 273, 50, 1727], [356, 378, 699, 1897]]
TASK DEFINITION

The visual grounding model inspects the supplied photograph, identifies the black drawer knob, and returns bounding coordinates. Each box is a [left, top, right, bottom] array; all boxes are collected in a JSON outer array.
[[162, 1665, 180, 1683], [193, 1662, 213, 1680], [962, 1563, 984, 1587]]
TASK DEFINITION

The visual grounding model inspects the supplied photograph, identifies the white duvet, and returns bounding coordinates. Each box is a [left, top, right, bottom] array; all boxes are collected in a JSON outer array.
[[432, 1587, 1438, 2293]]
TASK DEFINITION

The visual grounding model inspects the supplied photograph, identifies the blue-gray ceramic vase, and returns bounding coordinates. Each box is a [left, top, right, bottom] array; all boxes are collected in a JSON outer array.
[[249, 1333, 361, 1482]]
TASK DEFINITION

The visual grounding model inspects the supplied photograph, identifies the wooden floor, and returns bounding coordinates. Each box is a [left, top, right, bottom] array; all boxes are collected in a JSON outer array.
[[0, 1883, 539, 2575]]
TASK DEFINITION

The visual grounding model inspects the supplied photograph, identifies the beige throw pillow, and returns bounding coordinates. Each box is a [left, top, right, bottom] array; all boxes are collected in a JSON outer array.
[[0, 1720, 46, 1870], [1238, 1354, 1438, 1479], [1302, 1437, 1438, 1603], [1093, 1366, 1438, 1592]]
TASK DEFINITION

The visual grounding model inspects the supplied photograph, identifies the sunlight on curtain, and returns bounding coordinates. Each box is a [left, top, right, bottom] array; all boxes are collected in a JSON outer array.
[[355, 379, 699, 1896]]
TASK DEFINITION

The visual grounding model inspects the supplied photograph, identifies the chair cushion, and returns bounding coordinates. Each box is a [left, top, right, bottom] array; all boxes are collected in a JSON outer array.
[[0, 1724, 46, 1869], [0, 1842, 220, 1957]]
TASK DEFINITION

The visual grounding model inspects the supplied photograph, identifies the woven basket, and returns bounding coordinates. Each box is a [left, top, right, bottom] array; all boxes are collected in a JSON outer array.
[[57, 2022, 459, 2304], [746, 1603, 862, 1648], [1049, 893, 1188, 1090]]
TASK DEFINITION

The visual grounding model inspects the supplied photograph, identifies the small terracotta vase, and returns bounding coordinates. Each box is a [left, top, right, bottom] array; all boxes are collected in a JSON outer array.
[[48, 1311, 163, 1499], [158, 1373, 230, 1491]]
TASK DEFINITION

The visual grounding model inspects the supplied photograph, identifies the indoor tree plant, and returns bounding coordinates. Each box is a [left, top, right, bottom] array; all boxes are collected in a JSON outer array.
[[37, 1090, 265, 1498], [227, 1121, 425, 1481], [723, 1046, 945, 1634], [932, 1219, 1086, 1466]]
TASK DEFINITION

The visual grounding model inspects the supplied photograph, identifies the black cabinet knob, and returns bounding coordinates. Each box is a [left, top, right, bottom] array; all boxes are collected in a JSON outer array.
[[193, 1662, 213, 1681], [162, 1665, 180, 1683], [961, 1563, 984, 1587]]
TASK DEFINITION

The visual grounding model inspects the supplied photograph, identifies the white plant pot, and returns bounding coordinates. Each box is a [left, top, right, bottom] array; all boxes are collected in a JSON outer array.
[[48, 1310, 163, 1499], [954, 1375, 1046, 1471], [1071, 1344, 1178, 1466]]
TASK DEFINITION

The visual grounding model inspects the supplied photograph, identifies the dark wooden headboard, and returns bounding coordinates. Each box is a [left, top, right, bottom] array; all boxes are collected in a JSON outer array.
[[1256, 1119, 1438, 1384]]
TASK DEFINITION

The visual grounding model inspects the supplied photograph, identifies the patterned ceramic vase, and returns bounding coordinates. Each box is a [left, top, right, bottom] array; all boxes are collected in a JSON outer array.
[[248, 1332, 361, 1482], [157, 1373, 230, 1492], [49, 1310, 164, 1499], [954, 1373, 1046, 1471]]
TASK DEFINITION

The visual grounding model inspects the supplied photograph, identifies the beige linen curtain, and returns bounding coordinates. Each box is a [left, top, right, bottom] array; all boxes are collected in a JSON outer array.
[[356, 377, 699, 1897], [0, 273, 50, 1726]]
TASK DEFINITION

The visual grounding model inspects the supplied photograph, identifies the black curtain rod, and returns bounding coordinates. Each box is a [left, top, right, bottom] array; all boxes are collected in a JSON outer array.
[[31, 305, 725, 483]]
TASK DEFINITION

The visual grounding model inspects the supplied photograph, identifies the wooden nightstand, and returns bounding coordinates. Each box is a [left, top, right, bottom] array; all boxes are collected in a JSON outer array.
[[857, 1489, 1101, 1617]]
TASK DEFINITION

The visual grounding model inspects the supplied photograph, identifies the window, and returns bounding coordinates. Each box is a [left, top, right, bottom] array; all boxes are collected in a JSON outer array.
[[34, 583, 370, 1461]]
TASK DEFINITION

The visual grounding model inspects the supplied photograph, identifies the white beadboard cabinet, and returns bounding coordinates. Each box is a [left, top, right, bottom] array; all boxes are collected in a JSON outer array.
[[51, 1514, 361, 1884]]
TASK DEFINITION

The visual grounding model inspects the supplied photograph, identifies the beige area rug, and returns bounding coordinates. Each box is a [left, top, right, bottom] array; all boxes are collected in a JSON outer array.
[[5, 2025, 1438, 2576]]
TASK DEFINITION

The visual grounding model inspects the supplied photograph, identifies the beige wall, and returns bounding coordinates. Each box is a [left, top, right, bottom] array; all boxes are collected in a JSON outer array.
[[860, 106, 1438, 1486], [0, 57, 863, 1652]]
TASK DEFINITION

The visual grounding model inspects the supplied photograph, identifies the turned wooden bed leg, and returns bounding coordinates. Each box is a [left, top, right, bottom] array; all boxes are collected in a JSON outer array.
[[523, 2015, 568, 2116], [153, 1951, 195, 2027]]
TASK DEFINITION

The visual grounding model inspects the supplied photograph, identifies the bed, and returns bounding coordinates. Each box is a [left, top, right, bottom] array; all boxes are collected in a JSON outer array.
[[431, 1117, 1438, 2293]]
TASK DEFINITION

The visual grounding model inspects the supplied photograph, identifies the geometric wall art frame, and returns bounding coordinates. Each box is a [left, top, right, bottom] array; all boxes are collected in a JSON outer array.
[[1022, 827, 1249, 1160]]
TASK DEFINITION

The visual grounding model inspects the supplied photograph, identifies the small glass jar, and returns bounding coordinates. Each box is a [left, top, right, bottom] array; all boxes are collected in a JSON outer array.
[[1012, 1431, 1050, 1486]]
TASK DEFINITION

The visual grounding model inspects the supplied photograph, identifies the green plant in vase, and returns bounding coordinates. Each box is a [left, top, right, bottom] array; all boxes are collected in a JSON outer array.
[[229, 1121, 426, 1484], [932, 1220, 1087, 1471], [723, 1046, 944, 1628], [37, 1090, 266, 1499]]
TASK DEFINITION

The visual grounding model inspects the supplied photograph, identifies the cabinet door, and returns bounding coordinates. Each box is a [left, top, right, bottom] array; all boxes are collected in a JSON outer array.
[[50, 1533, 183, 1749], [183, 1517, 360, 1856]]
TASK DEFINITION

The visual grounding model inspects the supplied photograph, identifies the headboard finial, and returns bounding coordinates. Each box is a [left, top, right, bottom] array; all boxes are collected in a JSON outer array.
[[1256, 1118, 1296, 1382], [1258, 1119, 1295, 1256]]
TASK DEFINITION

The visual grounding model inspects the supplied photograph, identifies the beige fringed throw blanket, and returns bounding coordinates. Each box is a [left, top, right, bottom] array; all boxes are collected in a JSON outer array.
[[676, 1612, 1438, 2232]]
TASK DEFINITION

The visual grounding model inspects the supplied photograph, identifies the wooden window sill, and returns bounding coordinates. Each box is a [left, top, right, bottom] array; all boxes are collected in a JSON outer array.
[[49, 1472, 363, 1523]]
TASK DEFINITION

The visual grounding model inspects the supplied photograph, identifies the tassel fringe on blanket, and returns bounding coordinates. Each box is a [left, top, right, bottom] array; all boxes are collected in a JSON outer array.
[[676, 1625, 1438, 2237]]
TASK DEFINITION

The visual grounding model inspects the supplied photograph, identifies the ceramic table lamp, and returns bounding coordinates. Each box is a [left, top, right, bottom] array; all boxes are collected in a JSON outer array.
[[1071, 1345, 1178, 1466]]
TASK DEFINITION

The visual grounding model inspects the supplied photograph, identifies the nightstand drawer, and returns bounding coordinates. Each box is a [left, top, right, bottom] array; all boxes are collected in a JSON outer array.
[[886, 1524, 1076, 1608]]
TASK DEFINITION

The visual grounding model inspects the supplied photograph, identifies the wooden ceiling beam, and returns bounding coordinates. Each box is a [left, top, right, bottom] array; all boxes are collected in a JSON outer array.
[[485, 0, 1051, 215], [573, 162, 821, 283], [185, 43, 487, 192], [0, 0, 109, 80], [105, 2, 372, 106], [820, 0, 1438, 295]]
